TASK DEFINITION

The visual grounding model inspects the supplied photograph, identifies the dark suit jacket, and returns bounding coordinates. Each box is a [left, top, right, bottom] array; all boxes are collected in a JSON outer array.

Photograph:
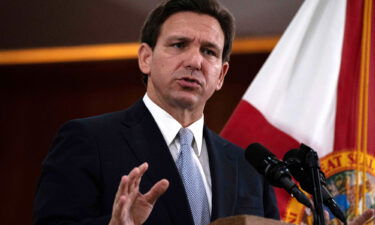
[[34, 100, 279, 225]]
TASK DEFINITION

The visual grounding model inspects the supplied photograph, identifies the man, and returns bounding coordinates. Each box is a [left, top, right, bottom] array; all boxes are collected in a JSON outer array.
[[33, 0, 374, 225], [34, 0, 278, 224]]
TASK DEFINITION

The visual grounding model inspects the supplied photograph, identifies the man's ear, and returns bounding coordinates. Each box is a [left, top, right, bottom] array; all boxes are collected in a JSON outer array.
[[216, 62, 229, 90], [138, 43, 153, 75]]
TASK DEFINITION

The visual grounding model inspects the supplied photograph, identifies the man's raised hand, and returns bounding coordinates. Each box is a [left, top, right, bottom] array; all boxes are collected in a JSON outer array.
[[109, 163, 169, 225]]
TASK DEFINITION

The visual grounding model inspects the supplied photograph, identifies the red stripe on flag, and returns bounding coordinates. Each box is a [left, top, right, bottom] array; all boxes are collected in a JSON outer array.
[[334, 0, 363, 152], [221, 100, 299, 159], [221, 100, 300, 218]]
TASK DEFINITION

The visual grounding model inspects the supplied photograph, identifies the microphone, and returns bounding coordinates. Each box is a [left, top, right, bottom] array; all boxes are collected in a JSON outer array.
[[283, 146, 346, 223], [245, 143, 312, 209]]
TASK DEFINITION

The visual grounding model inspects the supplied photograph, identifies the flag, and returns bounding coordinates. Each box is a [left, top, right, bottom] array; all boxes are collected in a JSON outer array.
[[221, 0, 375, 224]]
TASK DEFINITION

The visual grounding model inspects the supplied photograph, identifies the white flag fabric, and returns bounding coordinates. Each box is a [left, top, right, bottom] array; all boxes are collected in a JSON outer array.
[[222, 0, 375, 223], [244, 0, 346, 157]]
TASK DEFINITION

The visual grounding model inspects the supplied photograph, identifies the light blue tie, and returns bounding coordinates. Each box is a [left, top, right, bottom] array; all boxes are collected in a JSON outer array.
[[176, 128, 210, 225]]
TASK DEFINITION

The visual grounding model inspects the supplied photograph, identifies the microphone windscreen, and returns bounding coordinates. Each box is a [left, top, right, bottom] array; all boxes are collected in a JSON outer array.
[[283, 148, 303, 161], [283, 148, 307, 184], [245, 143, 273, 172], [245, 143, 313, 209]]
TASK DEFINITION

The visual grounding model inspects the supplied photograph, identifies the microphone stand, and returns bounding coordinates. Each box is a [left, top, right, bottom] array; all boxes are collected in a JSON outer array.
[[301, 144, 326, 225]]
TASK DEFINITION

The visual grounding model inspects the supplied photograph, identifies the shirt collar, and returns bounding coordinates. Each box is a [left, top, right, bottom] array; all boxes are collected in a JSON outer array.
[[143, 94, 204, 156]]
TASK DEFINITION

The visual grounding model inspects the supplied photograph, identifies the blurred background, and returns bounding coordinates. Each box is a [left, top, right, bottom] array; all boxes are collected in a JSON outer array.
[[0, 0, 303, 224]]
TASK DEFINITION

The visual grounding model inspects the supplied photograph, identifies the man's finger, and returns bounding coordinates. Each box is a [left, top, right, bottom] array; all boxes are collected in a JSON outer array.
[[110, 163, 150, 224], [144, 179, 169, 205], [138, 162, 148, 176], [127, 166, 141, 193], [114, 176, 128, 205], [127, 163, 147, 196], [134, 163, 148, 190], [113, 195, 127, 219], [115, 165, 141, 206]]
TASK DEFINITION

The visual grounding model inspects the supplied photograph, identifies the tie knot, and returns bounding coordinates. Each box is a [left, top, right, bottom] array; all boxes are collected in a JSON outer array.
[[179, 128, 194, 147]]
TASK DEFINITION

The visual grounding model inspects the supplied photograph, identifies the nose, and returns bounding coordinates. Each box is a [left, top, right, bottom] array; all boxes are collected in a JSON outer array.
[[183, 47, 203, 72]]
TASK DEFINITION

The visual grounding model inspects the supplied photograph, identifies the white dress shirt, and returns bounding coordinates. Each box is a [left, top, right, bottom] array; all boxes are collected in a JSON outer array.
[[143, 94, 212, 213]]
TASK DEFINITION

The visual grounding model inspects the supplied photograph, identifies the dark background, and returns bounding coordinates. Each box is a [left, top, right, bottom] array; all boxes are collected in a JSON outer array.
[[0, 53, 268, 225], [0, 0, 301, 50], [0, 1, 302, 224]]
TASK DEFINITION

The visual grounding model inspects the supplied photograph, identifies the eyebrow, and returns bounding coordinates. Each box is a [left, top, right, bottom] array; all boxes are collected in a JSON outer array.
[[166, 35, 222, 53]]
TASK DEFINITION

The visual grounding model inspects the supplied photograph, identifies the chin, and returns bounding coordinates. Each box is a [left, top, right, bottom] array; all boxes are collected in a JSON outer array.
[[173, 95, 198, 109]]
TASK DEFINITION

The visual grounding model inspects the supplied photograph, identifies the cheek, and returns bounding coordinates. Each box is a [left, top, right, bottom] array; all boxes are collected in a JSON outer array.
[[205, 66, 223, 86], [150, 63, 168, 80], [204, 77, 220, 93], [153, 57, 178, 76]]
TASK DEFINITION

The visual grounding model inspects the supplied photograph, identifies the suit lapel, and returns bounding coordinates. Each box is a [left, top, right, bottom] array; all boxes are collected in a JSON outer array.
[[205, 127, 238, 221], [119, 100, 238, 223], [120, 100, 194, 225]]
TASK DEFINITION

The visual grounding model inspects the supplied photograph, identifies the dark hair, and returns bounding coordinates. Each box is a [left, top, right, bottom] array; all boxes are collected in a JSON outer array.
[[140, 0, 235, 84]]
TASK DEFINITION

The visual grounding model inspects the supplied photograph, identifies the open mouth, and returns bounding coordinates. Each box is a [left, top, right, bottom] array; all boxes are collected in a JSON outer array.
[[178, 77, 201, 88], [183, 77, 199, 84]]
